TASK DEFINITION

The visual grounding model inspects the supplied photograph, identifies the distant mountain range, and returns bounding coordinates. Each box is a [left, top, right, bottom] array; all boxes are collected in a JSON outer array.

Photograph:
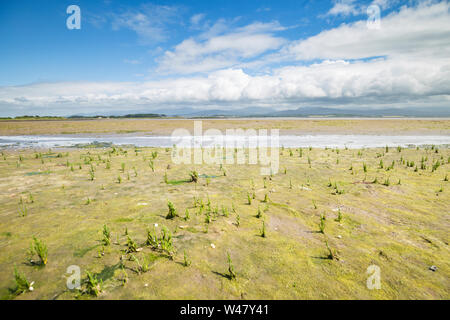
[[68, 106, 450, 118]]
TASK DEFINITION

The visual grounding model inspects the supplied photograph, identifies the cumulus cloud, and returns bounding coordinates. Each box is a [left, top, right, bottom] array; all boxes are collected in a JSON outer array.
[[156, 21, 287, 74], [290, 1, 450, 60]]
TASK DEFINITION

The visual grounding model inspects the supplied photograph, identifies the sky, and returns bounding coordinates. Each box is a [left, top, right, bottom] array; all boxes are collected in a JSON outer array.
[[0, 0, 449, 116]]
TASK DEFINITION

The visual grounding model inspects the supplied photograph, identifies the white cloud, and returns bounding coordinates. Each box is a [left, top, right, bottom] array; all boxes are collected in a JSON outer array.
[[190, 13, 205, 26], [111, 4, 181, 44], [287, 1, 450, 60], [325, 0, 396, 17], [327, 0, 361, 16], [157, 21, 287, 74]]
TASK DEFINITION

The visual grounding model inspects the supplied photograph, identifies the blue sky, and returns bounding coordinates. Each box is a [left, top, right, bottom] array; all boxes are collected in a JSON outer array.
[[0, 0, 449, 116]]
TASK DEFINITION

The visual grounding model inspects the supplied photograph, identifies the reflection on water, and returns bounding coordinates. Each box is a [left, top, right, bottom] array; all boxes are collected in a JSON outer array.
[[0, 134, 449, 149]]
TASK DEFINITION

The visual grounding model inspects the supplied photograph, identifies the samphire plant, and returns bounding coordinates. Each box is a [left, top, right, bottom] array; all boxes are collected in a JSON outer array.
[[13, 266, 33, 295], [29, 236, 48, 266], [227, 252, 236, 280], [166, 200, 177, 219], [85, 271, 102, 296], [102, 224, 111, 246]]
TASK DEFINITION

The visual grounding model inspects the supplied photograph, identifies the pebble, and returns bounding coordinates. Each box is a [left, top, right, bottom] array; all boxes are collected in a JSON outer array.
[[337, 235, 342, 239]]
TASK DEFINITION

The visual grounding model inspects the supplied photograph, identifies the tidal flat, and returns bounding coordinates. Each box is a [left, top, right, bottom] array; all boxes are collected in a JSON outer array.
[[0, 144, 448, 299]]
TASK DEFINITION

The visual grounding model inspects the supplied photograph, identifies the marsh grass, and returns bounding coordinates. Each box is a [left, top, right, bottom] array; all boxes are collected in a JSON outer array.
[[335, 209, 343, 222], [18, 202, 27, 217], [256, 206, 263, 219], [149, 160, 155, 172], [227, 252, 236, 280], [146, 227, 158, 248], [205, 211, 211, 224], [126, 235, 138, 253], [166, 201, 177, 219], [160, 227, 174, 258], [131, 254, 150, 274], [29, 236, 48, 266], [190, 170, 198, 183], [319, 214, 326, 234], [260, 220, 266, 238], [85, 271, 102, 296], [325, 240, 337, 260], [13, 266, 32, 295], [183, 250, 191, 267], [102, 224, 111, 246]]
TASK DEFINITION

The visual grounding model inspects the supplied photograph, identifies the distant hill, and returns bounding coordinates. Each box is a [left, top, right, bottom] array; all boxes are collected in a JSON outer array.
[[6, 106, 450, 119]]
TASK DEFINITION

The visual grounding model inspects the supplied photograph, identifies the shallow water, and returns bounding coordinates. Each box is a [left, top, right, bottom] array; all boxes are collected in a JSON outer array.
[[0, 134, 449, 149]]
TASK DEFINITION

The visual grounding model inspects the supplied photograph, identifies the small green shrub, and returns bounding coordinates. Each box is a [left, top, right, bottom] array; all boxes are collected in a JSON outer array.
[[166, 201, 177, 219], [29, 236, 48, 265], [102, 224, 111, 246], [260, 220, 266, 238], [85, 271, 102, 296], [190, 170, 198, 183], [183, 250, 191, 267], [146, 227, 158, 248], [319, 214, 326, 234], [335, 209, 342, 222], [256, 206, 263, 219], [227, 252, 236, 280], [126, 235, 138, 253], [325, 240, 336, 260], [13, 266, 32, 295]]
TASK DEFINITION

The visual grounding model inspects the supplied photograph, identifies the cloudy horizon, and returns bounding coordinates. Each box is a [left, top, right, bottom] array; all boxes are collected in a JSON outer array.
[[1, 0, 449, 116]]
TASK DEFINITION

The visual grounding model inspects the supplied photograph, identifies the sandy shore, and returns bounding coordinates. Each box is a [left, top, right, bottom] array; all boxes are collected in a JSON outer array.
[[0, 118, 449, 136]]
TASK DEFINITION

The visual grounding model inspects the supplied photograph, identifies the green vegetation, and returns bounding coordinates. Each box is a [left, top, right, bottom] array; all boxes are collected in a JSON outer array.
[[28, 237, 48, 266], [227, 252, 236, 280], [0, 142, 448, 300], [166, 201, 177, 219], [13, 266, 32, 295]]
